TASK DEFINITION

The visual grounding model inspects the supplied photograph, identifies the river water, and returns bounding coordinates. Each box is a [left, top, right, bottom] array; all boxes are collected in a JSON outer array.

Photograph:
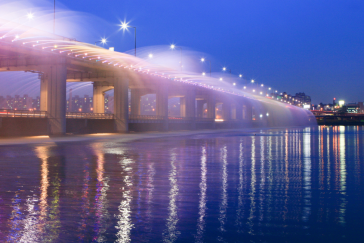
[[0, 126, 363, 242]]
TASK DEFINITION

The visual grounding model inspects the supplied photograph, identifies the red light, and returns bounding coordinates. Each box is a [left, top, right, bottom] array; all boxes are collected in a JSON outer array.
[[334, 98, 336, 100]]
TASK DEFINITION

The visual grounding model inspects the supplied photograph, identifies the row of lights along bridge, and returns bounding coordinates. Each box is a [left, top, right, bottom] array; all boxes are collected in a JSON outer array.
[[24, 13, 304, 107]]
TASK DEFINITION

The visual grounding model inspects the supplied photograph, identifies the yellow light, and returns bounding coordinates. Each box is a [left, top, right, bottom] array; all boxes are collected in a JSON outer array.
[[239, 74, 242, 78], [54, 45, 57, 48], [201, 58, 205, 62], [170, 44, 175, 49], [222, 67, 226, 71], [251, 79, 254, 83], [220, 78, 223, 81], [202, 72, 206, 76], [253, 89, 255, 92], [148, 53, 153, 58], [233, 83, 236, 86], [243, 86, 246, 89], [261, 84, 264, 87], [101, 38, 107, 44]]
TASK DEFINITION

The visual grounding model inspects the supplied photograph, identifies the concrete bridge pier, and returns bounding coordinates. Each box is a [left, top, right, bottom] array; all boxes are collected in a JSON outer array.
[[196, 100, 205, 118], [236, 102, 243, 121], [93, 83, 113, 113], [40, 60, 67, 136], [130, 89, 142, 116], [184, 87, 196, 129], [113, 75, 129, 133], [206, 94, 216, 128], [156, 82, 169, 131], [222, 103, 231, 121]]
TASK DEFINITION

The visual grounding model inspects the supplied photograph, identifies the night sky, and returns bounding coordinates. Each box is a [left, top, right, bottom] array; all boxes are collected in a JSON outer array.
[[3, 0, 364, 104]]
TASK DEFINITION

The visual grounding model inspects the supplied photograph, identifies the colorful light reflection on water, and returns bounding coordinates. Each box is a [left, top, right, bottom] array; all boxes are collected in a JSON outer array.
[[0, 126, 364, 242]]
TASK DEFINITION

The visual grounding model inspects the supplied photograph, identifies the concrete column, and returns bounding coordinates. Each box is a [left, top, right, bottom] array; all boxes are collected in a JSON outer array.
[[180, 97, 186, 117], [236, 102, 243, 120], [185, 88, 196, 129], [196, 100, 204, 118], [156, 82, 169, 131], [41, 60, 67, 136], [113, 75, 129, 133], [93, 84, 113, 114], [206, 95, 216, 119], [130, 89, 141, 116], [222, 103, 231, 121], [246, 103, 253, 120], [40, 73, 47, 111], [185, 88, 196, 118]]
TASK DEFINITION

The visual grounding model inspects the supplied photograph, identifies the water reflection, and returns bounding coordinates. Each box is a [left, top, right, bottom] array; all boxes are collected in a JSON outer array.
[[163, 150, 180, 243], [0, 126, 363, 242], [115, 154, 134, 243], [195, 146, 207, 242]]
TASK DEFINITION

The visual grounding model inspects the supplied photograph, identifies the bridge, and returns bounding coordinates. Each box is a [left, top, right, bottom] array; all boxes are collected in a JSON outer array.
[[0, 21, 314, 136]]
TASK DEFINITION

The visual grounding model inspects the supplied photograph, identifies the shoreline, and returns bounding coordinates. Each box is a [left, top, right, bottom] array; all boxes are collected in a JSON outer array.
[[0, 126, 318, 146], [0, 128, 267, 146]]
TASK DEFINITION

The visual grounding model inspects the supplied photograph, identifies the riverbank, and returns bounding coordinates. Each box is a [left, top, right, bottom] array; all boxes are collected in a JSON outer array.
[[0, 128, 260, 146]]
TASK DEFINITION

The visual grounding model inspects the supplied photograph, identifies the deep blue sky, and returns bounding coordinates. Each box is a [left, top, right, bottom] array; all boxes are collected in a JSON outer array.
[[21, 0, 364, 103]]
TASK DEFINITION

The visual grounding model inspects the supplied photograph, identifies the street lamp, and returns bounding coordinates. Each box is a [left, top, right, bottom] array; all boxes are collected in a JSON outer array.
[[201, 58, 211, 76], [170, 44, 182, 71], [95, 38, 107, 46], [120, 21, 137, 57], [27, 12, 34, 20], [148, 53, 153, 58]]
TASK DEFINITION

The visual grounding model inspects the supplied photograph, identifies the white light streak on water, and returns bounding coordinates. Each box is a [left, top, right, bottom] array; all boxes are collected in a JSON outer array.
[[195, 146, 207, 243], [218, 145, 228, 238], [339, 126, 347, 225], [163, 150, 180, 243], [115, 158, 134, 243], [248, 136, 256, 235], [302, 127, 311, 223], [235, 139, 244, 232]]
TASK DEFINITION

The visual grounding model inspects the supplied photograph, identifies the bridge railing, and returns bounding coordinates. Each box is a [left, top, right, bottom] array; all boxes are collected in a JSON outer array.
[[129, 115, 165, 120], [0, 109, 47, 118], [196, 117, 215, 122], [66, 112, 114, 119]]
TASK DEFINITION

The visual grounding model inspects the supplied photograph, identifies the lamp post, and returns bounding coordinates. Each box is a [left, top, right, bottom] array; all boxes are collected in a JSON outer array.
[[95, 38, 107, 46], [200, 58, 211, 76], [53, 0, 55, 34], [121, 22, 137, 57], [170, 45, 182, 71]]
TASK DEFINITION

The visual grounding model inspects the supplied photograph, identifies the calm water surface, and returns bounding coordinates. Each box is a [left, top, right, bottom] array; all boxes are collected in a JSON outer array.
[[0, 126, 364, 242]]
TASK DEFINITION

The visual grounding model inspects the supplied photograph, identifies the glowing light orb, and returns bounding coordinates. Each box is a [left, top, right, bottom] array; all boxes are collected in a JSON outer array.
[[27, 13, 34, 19]]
